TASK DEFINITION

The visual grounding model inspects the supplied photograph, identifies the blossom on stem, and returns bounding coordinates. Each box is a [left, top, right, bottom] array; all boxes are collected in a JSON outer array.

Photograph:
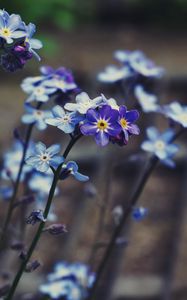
[[80, 105, 121, 146], [60, 161, 89, 182], [26, 142, 64, 173], [97, 65, 132, 83], [23, 22, 43, 61], [21, 104, 51, 130], [141, 127, 179, 167], [45, 105, 83, 134], [64, 92, 103, 115], [114, 50, 164, 78], [162, 101, 187, 127], [134, 85, 159, 113]]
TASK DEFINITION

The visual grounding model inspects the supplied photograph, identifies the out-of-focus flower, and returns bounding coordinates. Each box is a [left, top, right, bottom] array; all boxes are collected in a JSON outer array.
[[40, 261, 95, 300], [1, 141, 33, 181], [21, 78, 56, 103], [0, 186, 13, 199], [134, 85, 159, 113], [60, 161, 89, 182], [112, 205, 123, 225], [101, 94, 120, 110], [97, 65, 132, 83], [132, 207, 148, 221], [162, 101, 187, 127], [114, 50, 164, 78], [28, 172, 58, 196], [23, 22, 43, 61], [21, 104, 51, 130], [64, 92, 103, 115], [80, 105, 121, 146], [26, 142, 64, 173], [141, 127, 179, 167], [45, 105, 83, 134]]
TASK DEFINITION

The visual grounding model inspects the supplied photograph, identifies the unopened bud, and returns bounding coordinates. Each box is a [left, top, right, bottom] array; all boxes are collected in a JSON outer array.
[[25, 260, 41, 273], [43, 224, 67, 235]]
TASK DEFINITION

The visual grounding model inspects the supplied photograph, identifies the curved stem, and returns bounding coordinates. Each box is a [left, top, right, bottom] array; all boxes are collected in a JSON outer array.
[[5, 135, 81, 300], [0, 123, 34, 248]]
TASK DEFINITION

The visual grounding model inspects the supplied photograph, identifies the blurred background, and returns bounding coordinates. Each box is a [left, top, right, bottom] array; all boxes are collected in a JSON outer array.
[[0, 1, 187, 300]]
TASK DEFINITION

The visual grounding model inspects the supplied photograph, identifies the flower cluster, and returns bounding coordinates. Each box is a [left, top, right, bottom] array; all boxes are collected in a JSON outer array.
[[21, 65, 77, 103], [97, 49, 164, 84], [0, 9, 42, 72], [64, 92, 140, 146], [39, 261, 95, 300]]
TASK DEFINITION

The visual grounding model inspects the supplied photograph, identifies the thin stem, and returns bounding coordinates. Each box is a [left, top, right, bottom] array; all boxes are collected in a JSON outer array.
[[5, 135, 81, 300], [87, 127, 185, 300], [87, 155, 158, 300], [0, 123, 34, 248]]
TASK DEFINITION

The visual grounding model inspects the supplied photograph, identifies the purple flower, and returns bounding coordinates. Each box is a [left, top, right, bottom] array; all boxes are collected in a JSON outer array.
[[118, 106, 140, 140], [80, 105, 121, 146]]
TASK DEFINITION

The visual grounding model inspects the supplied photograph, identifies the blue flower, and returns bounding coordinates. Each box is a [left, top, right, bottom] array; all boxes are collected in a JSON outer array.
[[64, 92, 103, 115], [141, 127, 179, 167], [21, 104, 51, 130], [45, 105, 83, 134], [0, 186, 13, 200], [40, 261, 95, 300], [80, 105, 121, 146], [21, 77, 56, 103], [97, 65, 132, 83], [114, 50, 164, 78], [1, 141, 33, 181], [26, 142, 64, 173], [0, 11, 26, 44], [162, 101, 187, 127], [28, 172, 58, 196], [132, 207, 148, 221], [134, 85, 159, 113], [23, 22, 43, 61], [60, 161, 89, 182]]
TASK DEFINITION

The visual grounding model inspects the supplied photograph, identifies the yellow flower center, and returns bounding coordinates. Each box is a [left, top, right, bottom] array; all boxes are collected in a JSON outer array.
[[35, 87, 45, 95], [97, 119, 108, 130], [154, 140, 165, 150], [120, 118, 128, 128], [1, 28, 11, 37], [60, 116, 70, 124]]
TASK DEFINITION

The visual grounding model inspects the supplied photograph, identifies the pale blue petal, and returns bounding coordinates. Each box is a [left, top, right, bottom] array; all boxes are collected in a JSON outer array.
[[146, 127, 159, 141], [11, 30, 26, 38], [45, 118, 61, 126], [47, 144, 60, 156], [35, 142, 46, 154], [21, 115, 35, 124], [66, 161, 78, 172], [7, 14, 21, 31], [37, 120, 47, 130], [30, 38, 43, 49], [26, 156, 40, 166], [50, 156, 64, 168], [64, 103, 78, 112], [76, 92, 90, 104], [52, 105, 65, 117], [74, 172, 89, 182], [37, 161, 49, 173], [58, 123, 75, 133], [141, 141, 155, 152]]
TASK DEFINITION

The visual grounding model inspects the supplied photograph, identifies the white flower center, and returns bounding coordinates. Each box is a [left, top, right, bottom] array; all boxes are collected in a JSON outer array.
[[34, 110, 43, 119], [60, 115, 71, 124]]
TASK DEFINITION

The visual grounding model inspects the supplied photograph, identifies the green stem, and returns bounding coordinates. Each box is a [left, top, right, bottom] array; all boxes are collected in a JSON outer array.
[[5, 135, 81, 300], [0, 123, 34, 249]]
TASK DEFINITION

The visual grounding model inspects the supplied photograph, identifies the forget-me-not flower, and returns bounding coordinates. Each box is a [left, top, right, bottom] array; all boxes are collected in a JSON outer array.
[[141, 127, 179, 167], [21, 77, 57, 103], [97, 65, 132, 83], [60, 161, 89, 182], [114, 50, 164, 78], [80, 105, 121, 146], [0, 11, 26, 44], [45, 105, 83, 134], [21, 104, 51, 130], [64, 92, 103, 115], [23, 22, 43, 61], [134, 85, 159, 113], [40, 261, 95, 300], [26, 142, 64, 173], [162, 101, 187, 127]]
